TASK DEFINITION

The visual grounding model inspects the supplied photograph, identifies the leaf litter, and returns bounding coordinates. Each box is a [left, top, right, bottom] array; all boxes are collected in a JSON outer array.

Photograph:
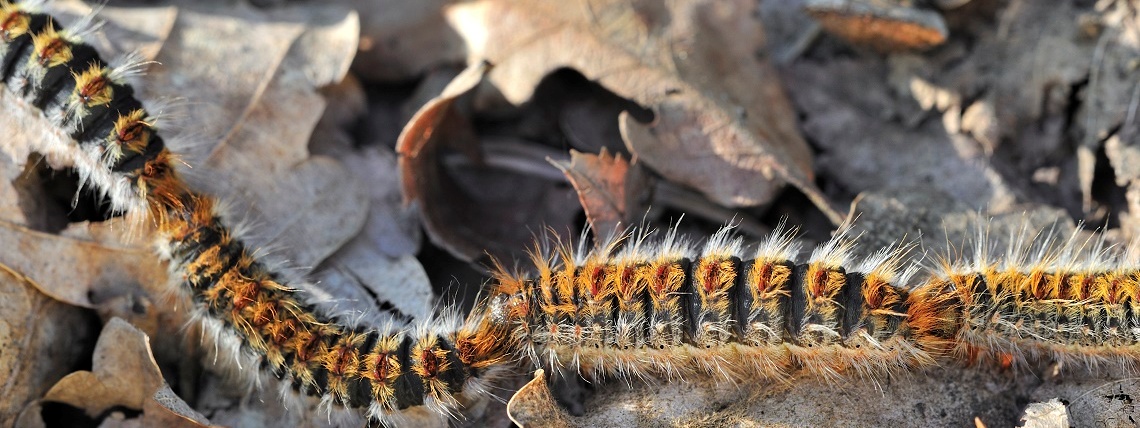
[[1, 0, 1138, 427]]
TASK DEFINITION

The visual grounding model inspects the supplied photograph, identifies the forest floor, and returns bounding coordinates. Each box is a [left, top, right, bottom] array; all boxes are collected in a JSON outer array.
[[2, 0, 1139, 427]]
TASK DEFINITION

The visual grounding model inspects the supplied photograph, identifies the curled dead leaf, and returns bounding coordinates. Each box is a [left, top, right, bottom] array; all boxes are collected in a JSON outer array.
[[507, 370, 572, 428], [42, 318, 208, 426], [398, 61, 490, 162], [0, 265, 95, 426], [0, 220, 167, 311], [552, 148, 651, 238], [447, 0, 845, 224], [805, 0, 949, 52], [136, 4, 365, 269], [399, 62, 582, 262]]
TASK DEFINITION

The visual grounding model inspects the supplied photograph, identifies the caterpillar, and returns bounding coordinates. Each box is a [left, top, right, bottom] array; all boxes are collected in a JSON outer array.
[[483, 222, 1140, 391], [4, 0, 1138, 426], [0, 1, 509, 425]]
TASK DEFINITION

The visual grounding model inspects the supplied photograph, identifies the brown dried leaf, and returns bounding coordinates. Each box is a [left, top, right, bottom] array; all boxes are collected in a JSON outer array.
[[397, 62, 486, 261], [0, 266, 95, 426], [506, 370, 572, 428], [447, 0, 845, 224], [0, 220, 167, 310], [785, 58, 1020, 211], [48, 0, 177, 62], [552, 148, 651, 237], [9, 3, 365, 269], [398, 61, 489, 162], [307, 122, 434, 323], [804, 0, 949, 52], [2, 4, 403, 425], [343, 146, 422, 258], [139, 4, 365, 269], [399, 62, 582, 261], [43, 318, 208, 426], [0, 216, 195, 388], [0, 155, 55, 231], [343, 0, 467, 81], [312, 236, 435, 324]]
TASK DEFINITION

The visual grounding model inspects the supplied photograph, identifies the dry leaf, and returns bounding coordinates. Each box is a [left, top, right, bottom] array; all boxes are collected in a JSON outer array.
[[11, 1, 367, 270], [399, 62, 582, 262], [307, 116, 433, 324], [47, 0, 177, 62], [0, 220, 167, 311], [398, 61, 489, 162], [506, 370, 572, 428], [43, 318, 208, 426], [343, 0, 467, 81], [784, 58, 1020, 212], [0, 266, 95, 426], [398, 61, 488, 261], [1030, 378, 1140, 427], [0, 3, 426, 426], [1018, 399, 1070, 428], [311, 236, 435, 324], [144, 385, 216, 428], [0, 215, 193, 392], [446, 0, 845, 224], [552, 148, 651, 238], [313, 137, 422, 258], [136, 4, 365, 269], [805, 0, 949, 52]]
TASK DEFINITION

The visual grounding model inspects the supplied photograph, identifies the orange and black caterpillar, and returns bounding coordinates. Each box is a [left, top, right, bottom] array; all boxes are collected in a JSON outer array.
[[483, 225, 1140, 387], [0, 1, 509, 424], [483, 227, 950, 384], [7, 0, 1140, 425]]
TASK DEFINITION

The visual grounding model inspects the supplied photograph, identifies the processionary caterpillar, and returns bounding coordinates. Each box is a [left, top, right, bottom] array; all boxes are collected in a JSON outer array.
[[0, 1, 509, 425], [486, 224, 1140, 388], [4, 1, 1140, 426]]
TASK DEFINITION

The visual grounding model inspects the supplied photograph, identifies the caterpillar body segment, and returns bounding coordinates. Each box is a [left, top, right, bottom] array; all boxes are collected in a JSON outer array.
[[926, 264, 1140, 371], [0, 1, 507, 425], [486, 226, 950, 385]]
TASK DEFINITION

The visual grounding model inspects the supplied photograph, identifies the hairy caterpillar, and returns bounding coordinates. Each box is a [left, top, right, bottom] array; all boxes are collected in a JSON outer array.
[[482, 225, 944, 386], [483, 222, 1140, 391], [0, 1, 509, 425], [5, 0, 1139, 426]]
